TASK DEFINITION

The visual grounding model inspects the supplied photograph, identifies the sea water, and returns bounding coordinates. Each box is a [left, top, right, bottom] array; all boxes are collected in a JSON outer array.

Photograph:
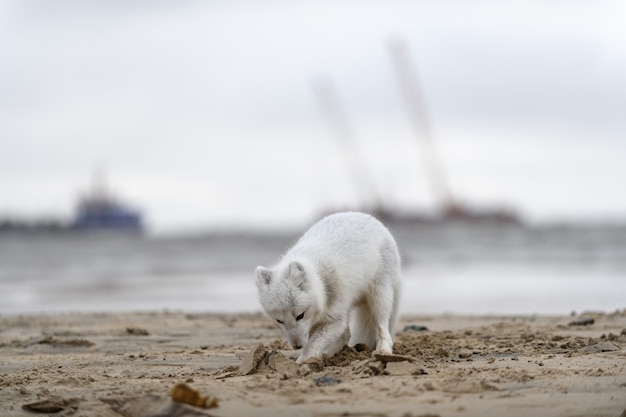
[[1, 223, 624, 315]]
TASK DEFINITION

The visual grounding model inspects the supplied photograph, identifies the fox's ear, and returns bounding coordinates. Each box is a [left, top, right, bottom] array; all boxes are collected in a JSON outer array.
[[288, 261, 307, 288], [256, 266, 272, 286]]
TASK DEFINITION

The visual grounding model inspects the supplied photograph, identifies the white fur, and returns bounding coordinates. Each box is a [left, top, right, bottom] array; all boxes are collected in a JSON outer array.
[[255, 211, 402, 364]]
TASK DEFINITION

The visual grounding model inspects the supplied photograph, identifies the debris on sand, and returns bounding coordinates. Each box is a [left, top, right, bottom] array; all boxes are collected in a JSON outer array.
[[266, 350, 300, 375], [37, 335, 94, 347], [584, 342, 622, 353], [104, 394, 216, 417], [568, 318, 595, 326], [126, 326, 150, 336], [170, 383, 219, 409], [22, 398, 75, 413], [238, 342, 267, 375], [372, 351, 415, 363], [238, 343, 302, 376]]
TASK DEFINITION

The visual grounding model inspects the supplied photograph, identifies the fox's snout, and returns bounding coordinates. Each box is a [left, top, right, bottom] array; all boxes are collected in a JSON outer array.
[[287, 334, 305, 350], [288, 337, 303, 350]]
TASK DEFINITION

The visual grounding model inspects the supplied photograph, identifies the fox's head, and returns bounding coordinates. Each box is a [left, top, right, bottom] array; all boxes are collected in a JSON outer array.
[[255, 261, 321, 350]]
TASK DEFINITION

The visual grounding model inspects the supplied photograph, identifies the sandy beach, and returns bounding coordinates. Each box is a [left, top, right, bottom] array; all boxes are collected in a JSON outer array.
[[1, 310, 625, 417]]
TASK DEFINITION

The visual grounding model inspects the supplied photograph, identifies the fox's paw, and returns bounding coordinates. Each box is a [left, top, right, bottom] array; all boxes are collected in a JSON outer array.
[[372, 336, 394, 359], [372, 348, 393, 357], [296, 355, 324, 371]]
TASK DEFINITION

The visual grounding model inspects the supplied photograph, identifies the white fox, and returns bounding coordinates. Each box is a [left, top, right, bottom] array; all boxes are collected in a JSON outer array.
[[255, 211, 402, 364]]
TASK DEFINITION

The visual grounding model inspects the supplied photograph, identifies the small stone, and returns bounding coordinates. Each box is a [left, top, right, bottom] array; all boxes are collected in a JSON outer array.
[[403, 324, 429, 332], [313, 376, 341, 386], [568, 318, 594, 326]]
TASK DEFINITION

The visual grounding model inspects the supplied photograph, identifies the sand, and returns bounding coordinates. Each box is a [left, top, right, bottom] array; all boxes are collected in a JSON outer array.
[[1, 310, 625, 417]]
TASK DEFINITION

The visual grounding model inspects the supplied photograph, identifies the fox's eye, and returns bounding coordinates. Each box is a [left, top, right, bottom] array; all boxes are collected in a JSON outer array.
[[276, 319, 284, 324], [295, 312, 305, 321]]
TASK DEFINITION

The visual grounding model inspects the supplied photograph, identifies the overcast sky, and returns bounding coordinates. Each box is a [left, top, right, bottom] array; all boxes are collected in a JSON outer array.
[[1, 1, 625, 233]]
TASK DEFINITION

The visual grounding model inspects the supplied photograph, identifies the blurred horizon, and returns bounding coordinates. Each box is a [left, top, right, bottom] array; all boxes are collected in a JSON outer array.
[[2, 1, 626, 234], [2, 222, 625, 315]]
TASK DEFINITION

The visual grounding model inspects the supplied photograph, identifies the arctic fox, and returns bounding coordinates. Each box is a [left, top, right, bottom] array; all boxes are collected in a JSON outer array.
[[255, 211, 402, 364]]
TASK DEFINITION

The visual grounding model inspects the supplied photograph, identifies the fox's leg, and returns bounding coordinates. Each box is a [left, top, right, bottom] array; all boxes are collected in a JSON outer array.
[[296, 317, 349, 364], [369, 241, 402, 355], [387, 274, 401, 337], [367, 283, 395, 354], [348, 303, 377, 349]]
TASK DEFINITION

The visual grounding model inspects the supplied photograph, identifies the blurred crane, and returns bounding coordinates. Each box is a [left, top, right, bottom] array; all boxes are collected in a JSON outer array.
[[388, 38, 462, 219], [312, 75, 381, 211]]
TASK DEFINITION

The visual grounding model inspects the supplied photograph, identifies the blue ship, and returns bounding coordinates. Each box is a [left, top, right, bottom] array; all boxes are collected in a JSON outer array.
[[71, 171, 143, 232]]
